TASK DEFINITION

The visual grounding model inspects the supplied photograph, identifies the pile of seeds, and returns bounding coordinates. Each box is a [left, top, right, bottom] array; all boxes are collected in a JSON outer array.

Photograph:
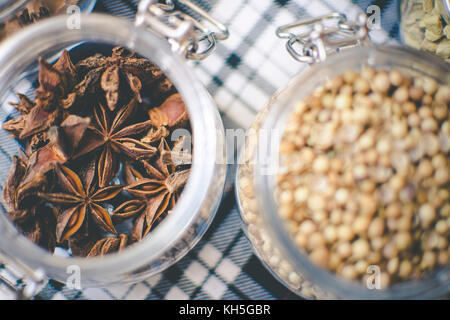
[[277, 67, 449, 287], [1, 47, 192, 257]]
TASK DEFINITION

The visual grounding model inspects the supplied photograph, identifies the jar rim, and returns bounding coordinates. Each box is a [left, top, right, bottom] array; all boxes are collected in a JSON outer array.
[[0, 13, 222, 284], [254, 45, 450, 299]]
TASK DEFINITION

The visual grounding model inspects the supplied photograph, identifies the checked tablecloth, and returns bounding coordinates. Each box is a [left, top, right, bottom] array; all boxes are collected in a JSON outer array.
[[14, 0, 400, 300]]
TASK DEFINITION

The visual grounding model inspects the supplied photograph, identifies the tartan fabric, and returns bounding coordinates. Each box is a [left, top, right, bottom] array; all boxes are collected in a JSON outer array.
[[2, 0, 400, 300]]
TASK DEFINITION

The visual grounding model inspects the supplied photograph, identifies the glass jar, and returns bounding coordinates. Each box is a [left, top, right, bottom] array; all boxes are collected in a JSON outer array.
[[400, 0, 450, 61], [0, 1, 228, 298], [236, 14, 450, 299]]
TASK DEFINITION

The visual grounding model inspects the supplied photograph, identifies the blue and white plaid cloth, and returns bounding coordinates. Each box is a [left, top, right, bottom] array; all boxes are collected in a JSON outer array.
[[2, 0, 401, 300]]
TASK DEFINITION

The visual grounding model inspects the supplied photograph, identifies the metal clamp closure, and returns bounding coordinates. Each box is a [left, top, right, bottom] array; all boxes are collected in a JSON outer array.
[[135, 0, 229, 60], [276, 12, 370, 64]]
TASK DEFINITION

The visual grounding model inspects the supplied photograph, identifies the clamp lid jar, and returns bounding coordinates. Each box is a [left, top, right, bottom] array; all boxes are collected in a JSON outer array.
[[0, 0, 228, 299], [236, 13, 450, 299]]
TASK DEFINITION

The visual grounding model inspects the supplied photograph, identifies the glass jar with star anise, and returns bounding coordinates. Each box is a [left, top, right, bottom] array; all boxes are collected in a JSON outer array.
[[0, 0, 228, 297]]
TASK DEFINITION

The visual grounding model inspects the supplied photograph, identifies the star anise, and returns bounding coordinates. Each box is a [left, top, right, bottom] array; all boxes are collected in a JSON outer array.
[[37, 163, 122, 242], [2, 93, 59, 140], [60, 65, 103, 111], [9, 127, 69, 210], [72, 97, 156, 187], [17, 6, 50, 27], [141, 93, 189, 145], [2, 51, 76, 139], [2, 47, 190, 257], [3, 153, 58, 252], [113, 138, 190, 240], [73, 46, 171, 111], [9, 94, 34, 114], [60, 114, 91, 151], [69, 228, 100, 257], [3, 154, 25, 206], [140, 126, 169, 145], [34, 50, 76, 108], [3, 153, 31, 222], [15, 204, 57, 253], [86, 233, 130, 257], [2, 152, 56, 236], [67, 222, 131, 257], [147, 93, 188, 129], [0, 0, 51, 38]]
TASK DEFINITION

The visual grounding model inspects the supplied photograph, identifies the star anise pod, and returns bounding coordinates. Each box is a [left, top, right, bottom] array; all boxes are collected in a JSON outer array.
[[2, 153, 32, 222], [15, 204, 57, 253], [141, 93, 189, 146], [73, 46, 168, 111], [36, 51, 76, 102], [11, 127, 69, 209], [147, 93, 188, 129], [140, 125, 169, 145], [0, 0, 51, 38], [60, 114, 91, 151], [3, 155, 26, 209], [126, 169, 189, 241], [16, 0, 50, 26], [9, 94, 34, 114], [4, 164, 58, 255], [109, 46, 176, 106], [113, 139, 190, 240], [60, 65, 104, 111], [86, 233, 129, 257], [2, 95, 59, 140], [37, 163, 122, 242], [2, 51, 76, 139], [72, 97, 156, 187], [68, 223, 102, 257], [160, 135, 192, 167]]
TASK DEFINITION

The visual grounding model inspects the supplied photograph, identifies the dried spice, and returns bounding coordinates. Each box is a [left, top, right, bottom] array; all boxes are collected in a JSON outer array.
[[72, 98, 156, 187], [237, 67, 449, 298], [276, 68, 450, 287], [87, 234, 129, 257], [37, 163, 122, 242], [2, 52, 77, 140], [113, 138, 190, 240], [16, 204, 57, 252], [401, 0, 450, 61], [1, 47, 192, 257], [71, 46, 175, 111], [148, 93, 188, 128]]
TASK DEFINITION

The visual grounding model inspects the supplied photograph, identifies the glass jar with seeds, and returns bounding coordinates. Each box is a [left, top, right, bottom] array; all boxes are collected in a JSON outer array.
[[236, 13, 449, 299], [400, 0, 450, 61], [0, 0, 228, 297]]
